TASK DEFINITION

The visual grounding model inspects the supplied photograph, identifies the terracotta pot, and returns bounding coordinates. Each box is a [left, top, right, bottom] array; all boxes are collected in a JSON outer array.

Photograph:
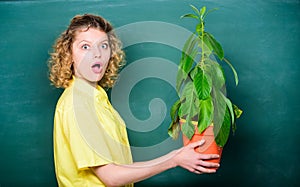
[[180, 120, 223, 169]]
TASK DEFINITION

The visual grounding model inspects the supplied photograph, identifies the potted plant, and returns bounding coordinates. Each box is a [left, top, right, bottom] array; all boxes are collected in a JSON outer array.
[[168, 5, 242, 167]]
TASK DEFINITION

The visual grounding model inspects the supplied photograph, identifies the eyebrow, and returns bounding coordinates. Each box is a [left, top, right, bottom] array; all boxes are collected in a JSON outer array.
[[77, 39, 109, 45]]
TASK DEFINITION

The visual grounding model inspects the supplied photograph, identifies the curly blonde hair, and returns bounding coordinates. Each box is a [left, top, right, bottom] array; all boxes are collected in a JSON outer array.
[[48, 14, 125, 89]]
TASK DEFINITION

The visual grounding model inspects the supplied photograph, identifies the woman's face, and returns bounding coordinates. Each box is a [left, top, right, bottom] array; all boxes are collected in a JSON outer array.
[[72, 27, 111, 85]]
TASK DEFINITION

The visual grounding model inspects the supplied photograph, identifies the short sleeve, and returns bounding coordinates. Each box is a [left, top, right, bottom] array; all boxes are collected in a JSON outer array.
[[56, 106, 111, 170]]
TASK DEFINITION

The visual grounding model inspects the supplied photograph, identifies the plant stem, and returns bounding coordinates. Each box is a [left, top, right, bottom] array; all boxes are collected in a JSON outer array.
[[200, 19, 205, 67]]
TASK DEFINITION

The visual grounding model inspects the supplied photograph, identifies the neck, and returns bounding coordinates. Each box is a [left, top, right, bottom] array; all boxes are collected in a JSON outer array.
[[76, 76, 98, 88]]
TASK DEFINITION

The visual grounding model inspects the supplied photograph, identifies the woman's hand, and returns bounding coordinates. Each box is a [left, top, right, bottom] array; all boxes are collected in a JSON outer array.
[[92, 140, 220, 186], [172, 140, 220, 174]]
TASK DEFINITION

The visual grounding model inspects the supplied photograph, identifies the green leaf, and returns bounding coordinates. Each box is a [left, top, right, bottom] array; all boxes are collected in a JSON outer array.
[[176, 34, 198, 91], [181, 119, 195, 140], [231, 104, 242, 134], [180, 35, 198, 69], [214, 107, 231, 147], [233, 104, 243, 119], [180, 82, 199, 118], [179, 82, 199, 140], [176, 50, 197, 93], [182, 48, 197, 74], [170, 99, 181, 121], [180, 13, 199, 20], [196, 23, 202, 34], [204, 32, 224, 60], [209, 61, 226, 89], [211, 89, 227, 142], [213, 62, 226, 89], [220, 93, 235, 125], [203, 8, 219, 19], [224, 58, 239, 86], [193, 68, 212, 100], [203, 34, 213, 52], [168, 99, 181, 139], [176, 69, 186, 92], [200, 6, 206, 19], [190, 4, 200, 17], [198, 96, 214, 134], [168, 121, 180, 139]]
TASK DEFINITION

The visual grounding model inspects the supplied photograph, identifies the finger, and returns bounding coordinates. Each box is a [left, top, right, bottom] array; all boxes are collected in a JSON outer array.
[[193, 170, 201, 174], [188, 139, 205, 148], [199, 153, 220, 160], [195, 166, 217, 174], [188, 167, 203, 175], [198, 160, 220, 168]]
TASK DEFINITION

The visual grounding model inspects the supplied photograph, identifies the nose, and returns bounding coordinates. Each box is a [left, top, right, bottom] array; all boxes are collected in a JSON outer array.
[[94, 47, 101, 58]]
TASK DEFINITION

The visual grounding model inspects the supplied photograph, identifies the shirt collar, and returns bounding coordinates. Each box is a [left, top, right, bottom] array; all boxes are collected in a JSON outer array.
[[72, 76, 108, 100]]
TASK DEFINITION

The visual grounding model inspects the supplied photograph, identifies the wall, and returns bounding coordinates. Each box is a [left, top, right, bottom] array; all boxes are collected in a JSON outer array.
[[0, 0, 299, 186]]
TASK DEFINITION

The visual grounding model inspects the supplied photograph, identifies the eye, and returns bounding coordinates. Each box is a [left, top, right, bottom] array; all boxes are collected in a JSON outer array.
[[81, 44, 90, 50], [101, 43, 109, 49]]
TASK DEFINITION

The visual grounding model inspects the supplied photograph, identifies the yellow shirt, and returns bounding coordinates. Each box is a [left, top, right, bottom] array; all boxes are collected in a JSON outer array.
[[53, 77, 133, 187]]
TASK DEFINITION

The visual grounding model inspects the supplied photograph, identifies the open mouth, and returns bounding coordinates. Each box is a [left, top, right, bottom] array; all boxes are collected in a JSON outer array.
[[91, 63, 102, 74], [92, 64, 100, 68]]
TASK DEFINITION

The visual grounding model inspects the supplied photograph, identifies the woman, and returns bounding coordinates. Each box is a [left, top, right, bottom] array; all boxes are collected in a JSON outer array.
[[48, 14, 219, 187]]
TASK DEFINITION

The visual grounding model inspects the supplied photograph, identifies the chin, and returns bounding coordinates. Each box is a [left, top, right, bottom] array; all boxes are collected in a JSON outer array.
[[88, 79, 100, 84], [83, 73, 104, 84], [90, 76, 102, 83]]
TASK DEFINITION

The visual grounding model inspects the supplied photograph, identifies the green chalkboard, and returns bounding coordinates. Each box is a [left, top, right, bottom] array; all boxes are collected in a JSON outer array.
[[0, 0, 299, 187]]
